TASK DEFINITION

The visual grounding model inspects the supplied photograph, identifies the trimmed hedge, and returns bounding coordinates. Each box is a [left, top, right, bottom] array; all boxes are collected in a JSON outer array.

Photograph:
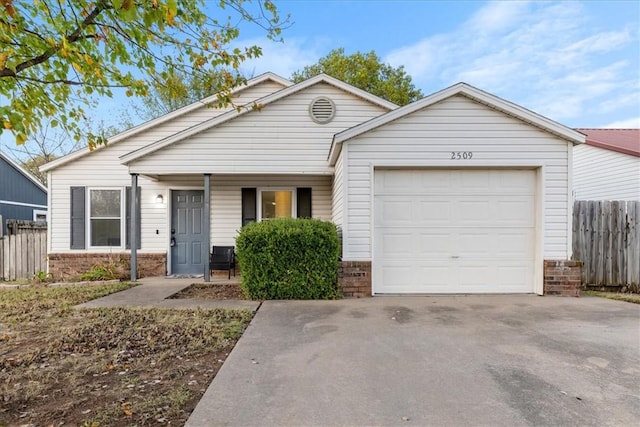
[[235, 218, 340, 299]]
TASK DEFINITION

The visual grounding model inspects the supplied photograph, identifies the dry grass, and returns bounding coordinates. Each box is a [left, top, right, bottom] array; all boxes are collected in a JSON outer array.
[[0, 283, 253, 426], [584, 290, 640, 304]]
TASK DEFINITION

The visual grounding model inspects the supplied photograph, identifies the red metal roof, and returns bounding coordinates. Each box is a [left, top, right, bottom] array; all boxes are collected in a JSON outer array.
[[575, 128, 640, 157]]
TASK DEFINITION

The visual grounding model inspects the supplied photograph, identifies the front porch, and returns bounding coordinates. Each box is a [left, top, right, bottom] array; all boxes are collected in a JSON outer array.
[[125, 173, 333, 282]]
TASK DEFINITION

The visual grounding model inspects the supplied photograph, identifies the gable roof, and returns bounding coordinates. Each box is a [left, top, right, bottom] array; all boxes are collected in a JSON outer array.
[[329, 82, 586, 165], [120, 73, 398, 165], [575, 128, 640, 157], [41, 72, 293, 172], [0, 152, 48, 193]]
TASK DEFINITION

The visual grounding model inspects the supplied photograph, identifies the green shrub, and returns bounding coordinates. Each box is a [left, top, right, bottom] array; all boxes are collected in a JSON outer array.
[[235, 218, 340, 299], [77, 256, 128, 281]]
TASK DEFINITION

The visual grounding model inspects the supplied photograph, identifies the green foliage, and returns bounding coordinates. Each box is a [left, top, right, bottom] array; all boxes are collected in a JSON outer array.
[[0, 0, 287, 147], [291, 48, 423, 106], [78, 257, 128, 281], [32, 271, 53, 283], [236, 218, 340, 300], [135, 67, 248, 120]]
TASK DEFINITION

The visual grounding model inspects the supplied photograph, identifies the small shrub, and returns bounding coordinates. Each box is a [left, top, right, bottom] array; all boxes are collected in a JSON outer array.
[[32, 271, 53, 284], [78, 256, 128, 281], [235, 218, 340, 299]]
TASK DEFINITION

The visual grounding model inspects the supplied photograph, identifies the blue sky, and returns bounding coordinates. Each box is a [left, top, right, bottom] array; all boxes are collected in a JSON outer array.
[[224, 0, 639, 128], [2, 0, 639, 157]]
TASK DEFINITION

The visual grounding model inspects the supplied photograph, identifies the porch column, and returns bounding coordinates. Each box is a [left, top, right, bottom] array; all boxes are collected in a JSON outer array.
[[204, 173, 211, 282], [130, 173, 139, 282]]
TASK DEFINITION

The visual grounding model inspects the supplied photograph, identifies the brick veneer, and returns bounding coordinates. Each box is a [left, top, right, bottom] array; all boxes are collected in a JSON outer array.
[[338, 261, 372, 298], [543, 260, 582, 297], [48, 253, 167, 280]]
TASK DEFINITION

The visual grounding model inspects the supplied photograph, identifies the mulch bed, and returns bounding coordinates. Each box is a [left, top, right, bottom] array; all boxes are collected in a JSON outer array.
[[169, 283, 248, 300]]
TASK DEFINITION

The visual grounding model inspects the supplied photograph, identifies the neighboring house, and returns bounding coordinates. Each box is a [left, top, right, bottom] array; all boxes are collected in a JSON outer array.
[[573, 128, 640, 201], [0, 151, 48, 235], [41, 73, 585, 295]]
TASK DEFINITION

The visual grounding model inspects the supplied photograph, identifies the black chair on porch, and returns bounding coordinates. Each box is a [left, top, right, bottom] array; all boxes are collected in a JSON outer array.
[[210, 246, 236, 279]]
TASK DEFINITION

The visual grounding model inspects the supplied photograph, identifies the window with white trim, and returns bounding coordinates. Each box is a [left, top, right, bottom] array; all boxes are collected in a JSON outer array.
[[33, 209, 47, 222], [89, 188, 123, 247], [259, 189, 295, 220]]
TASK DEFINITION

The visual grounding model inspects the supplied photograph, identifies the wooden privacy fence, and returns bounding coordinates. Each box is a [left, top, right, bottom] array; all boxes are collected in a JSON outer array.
[[572, 201, 640, 289], [0, 220, 47, 281]]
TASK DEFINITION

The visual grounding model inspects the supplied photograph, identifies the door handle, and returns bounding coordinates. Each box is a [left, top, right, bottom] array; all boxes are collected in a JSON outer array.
[[170, 237, 176, 247]]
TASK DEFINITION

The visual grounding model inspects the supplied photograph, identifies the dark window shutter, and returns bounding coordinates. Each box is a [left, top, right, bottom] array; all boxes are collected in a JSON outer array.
[[70, 186, 86, 249], [241, 188, 257, 226], [125, 187, 141, 249], [297, 187, 312, 218]]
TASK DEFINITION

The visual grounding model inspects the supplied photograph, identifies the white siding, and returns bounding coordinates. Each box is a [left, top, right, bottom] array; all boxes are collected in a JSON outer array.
[[210, 175, 332, 246], [129, 83, 389, 175], [49, 174, 331, 252], [573, 144, 640, 200], [343, 95, 572, 261], [48, 80, 291, 253]]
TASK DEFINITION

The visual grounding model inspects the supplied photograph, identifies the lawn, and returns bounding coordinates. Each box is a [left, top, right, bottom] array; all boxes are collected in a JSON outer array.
[[583, 290, 640, 304], [0, 283, 253, 426]]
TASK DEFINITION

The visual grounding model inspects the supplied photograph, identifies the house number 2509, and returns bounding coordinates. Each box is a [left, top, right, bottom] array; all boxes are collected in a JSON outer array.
[[451, 151, 473, 160]]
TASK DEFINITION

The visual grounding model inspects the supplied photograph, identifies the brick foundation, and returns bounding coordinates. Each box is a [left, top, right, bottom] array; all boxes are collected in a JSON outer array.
[[48, 253, 167, 280], [338, 261, 372, 298], [544, 260, 582, 297]]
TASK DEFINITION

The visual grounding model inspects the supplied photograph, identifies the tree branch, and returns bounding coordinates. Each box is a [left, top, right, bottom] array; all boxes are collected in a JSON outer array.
[[0, 2, 109, 78]]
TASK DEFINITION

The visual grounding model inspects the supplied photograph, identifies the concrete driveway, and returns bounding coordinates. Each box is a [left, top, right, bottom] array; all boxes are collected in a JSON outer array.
[[186, 296, 640, 426]]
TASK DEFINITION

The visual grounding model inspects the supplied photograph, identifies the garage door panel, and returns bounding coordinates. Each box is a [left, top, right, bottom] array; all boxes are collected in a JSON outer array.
[[458, 264, 492, 289], [497, 230, 535, 257], [377, 264, 454, 293], [419, 200, 452, 223], [497, 199, 535, 224], [497, 170, 536, 192], [458, 200, 491, 223], [374, 169, 535, 294], [496, 265, 533, 290], [378, 232, 416, 257], [457, 170, 490, 190], [375, 199, 413, 224], [419, 232, 452, 256]]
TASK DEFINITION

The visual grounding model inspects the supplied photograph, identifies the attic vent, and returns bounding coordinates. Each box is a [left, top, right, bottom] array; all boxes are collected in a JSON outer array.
[[309, 97, 335, 124]]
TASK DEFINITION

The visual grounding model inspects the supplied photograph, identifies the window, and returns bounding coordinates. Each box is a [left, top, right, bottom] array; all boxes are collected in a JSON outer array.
[[259, 189, 294, 220], [89, 189, 122, 247], [33, 210, 47, 222]]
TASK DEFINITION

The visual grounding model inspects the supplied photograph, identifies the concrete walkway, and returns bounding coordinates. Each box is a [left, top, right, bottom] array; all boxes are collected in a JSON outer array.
[[75, 276, 260, 311]]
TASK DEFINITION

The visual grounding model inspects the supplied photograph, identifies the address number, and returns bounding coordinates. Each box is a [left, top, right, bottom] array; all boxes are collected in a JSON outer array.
[[451, 151, 473, 160]]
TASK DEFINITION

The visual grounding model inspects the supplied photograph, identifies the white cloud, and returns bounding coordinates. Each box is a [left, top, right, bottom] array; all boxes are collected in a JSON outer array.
[[602, 117, 640, 128], [467, 1, 530, 34], [384, 1, 638, 125], [232, 37, 328, 79]]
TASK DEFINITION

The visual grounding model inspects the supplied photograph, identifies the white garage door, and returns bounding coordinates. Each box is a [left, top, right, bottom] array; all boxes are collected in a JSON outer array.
[[373, 169, 535, 294]]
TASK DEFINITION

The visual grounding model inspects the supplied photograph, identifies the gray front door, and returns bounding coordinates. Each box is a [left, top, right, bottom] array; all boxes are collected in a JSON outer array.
[[171, 190, 205, 275]]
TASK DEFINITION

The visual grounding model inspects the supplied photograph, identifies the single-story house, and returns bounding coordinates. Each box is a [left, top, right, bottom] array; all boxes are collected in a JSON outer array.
[[573, 128, 640, 201], [0, 151, 48, 235], [41, 73, 585, 296]]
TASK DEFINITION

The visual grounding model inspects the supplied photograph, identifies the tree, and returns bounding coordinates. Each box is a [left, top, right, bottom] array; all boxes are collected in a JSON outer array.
[[134, 67, 248, 121], [0, 0, 287, 148], [291, 48, 423, 106], [4, 119, 80, 184], [5, 113, 133, 184]]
